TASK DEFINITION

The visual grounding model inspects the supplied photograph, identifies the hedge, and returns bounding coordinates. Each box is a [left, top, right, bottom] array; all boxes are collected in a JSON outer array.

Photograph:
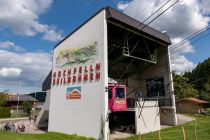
[[0, 107, 11, 118]]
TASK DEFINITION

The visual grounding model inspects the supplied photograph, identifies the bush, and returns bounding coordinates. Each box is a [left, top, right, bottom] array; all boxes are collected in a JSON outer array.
[[0, 107, 11, 118], [22, 101, 32, 116]]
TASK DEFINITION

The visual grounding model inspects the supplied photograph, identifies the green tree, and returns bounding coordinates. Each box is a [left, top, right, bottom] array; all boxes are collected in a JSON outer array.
[[22, 101, 32, 116], [184, 57, 210, 101], [0, 93, 7, 107], [173, 72, 198, 100]]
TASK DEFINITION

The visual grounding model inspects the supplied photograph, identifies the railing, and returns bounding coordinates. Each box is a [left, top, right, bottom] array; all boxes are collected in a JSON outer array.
[[127, 97, 173, 108]]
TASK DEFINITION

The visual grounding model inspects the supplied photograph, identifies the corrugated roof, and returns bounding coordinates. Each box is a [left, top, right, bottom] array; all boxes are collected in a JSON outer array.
[[177, 98, 209, 104], [105, 7, 171, 45]]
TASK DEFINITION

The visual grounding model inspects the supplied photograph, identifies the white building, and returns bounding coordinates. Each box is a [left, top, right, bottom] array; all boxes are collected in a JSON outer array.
[[37, 7, 177, 140]]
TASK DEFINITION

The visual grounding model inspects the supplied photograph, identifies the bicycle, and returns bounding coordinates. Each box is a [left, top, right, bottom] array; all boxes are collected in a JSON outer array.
[[16, 123, 25, 132], [1, 122, 16, 132]]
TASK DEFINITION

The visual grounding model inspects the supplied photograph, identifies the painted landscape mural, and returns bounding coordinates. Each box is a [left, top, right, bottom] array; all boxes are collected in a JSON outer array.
[[56, 41, 98, 68]]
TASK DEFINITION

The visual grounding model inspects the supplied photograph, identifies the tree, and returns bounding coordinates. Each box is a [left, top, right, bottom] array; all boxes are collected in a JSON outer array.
[[22, 101, 32, 116], [0, 93, 7, 107], [173, 72, 198, 100], [184, 57, 210, 101]]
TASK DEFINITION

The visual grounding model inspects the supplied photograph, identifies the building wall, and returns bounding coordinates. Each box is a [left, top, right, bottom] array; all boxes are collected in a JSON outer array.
[[126, 45, 170, 97], [126, 45, 177, 125], [135, 101, 160, 134], [48, 10, 108, 139], [176, 101, 203, 114], [160, 107, 175, 125]]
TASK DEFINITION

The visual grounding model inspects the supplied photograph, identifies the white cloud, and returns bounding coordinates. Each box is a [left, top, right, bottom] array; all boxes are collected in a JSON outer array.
[[117, 1, 129, 10], [0, 41, 24, 51], [0, 67, 22, 77], [0, 49, 52, 87], [42, 27, 63, 42], [170, 38, 194, 54], [117, 0, 210, 73], [120, 0, 210, 38], [0, 0, 63, 42], [170, 54, 196, 74], [199, 0, 210, 14]]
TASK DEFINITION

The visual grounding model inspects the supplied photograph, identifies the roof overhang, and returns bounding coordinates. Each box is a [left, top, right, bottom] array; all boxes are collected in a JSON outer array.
[[105, 7, 171, 46], [53, 6, 171, 49]]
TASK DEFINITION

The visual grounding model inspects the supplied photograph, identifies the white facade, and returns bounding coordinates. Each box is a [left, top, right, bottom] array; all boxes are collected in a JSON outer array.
[[45, 7, 178, 140], [48, 10, 108, 139], [134, 101, 160, 134]]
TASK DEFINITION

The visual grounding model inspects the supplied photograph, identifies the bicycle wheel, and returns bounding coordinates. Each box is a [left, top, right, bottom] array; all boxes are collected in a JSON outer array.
[[10, 125, 15, 132]]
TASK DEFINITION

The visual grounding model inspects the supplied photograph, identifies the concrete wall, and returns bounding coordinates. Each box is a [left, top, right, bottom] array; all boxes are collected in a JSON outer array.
[[126, 46, 170, 96], [126, 45, 177, 125], [49, 10, 108, 139], [160, 107, 176, 125], [135, 101, 160, 134]]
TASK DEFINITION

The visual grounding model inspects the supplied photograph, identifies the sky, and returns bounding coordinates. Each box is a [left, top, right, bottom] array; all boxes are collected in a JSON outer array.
[[0, 0, 209, 94]]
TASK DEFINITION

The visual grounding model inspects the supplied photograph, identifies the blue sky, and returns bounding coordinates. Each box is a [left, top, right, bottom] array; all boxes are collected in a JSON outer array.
[[0, 0, 209, 94]]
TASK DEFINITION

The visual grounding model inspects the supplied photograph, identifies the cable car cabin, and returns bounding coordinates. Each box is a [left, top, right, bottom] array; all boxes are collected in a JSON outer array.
[[108, 84, 127, 112]]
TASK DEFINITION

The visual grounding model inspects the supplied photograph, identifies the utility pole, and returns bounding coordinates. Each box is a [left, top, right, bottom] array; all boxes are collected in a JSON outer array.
[[16, 80, 21, 117], [34, 83, 37, 108]]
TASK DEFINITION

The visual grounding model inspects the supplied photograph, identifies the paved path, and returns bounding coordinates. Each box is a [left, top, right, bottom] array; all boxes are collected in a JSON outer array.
[[110, 131, 133, 140], [0, 117, 46, 134], [177, 114, 195, 125], [110, 114, 195, 139]]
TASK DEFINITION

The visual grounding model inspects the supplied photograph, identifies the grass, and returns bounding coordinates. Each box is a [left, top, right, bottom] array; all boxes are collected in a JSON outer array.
[[120, 114, 210, 140], [0, 131, 95, 140], [0, 114, 210, 140], [207, 108, 210, 113]]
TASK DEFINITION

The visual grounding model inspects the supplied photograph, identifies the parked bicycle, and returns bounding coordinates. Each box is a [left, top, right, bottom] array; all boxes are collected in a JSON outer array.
[[1, 122, 16, 132], [16, 123, 25, 132]]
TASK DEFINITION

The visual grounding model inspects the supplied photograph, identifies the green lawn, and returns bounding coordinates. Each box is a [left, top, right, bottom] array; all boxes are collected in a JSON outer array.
[[120, 114, 210, 140], [0, 132, 95, 140], [0, 114, 210, 140]]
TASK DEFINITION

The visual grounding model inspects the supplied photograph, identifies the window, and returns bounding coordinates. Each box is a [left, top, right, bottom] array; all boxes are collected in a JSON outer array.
[[146, 77, 165, 97], [115, 88, 125, 98]]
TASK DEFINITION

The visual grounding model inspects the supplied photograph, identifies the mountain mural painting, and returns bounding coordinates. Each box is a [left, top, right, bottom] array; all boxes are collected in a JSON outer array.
[[56, 42, 98, 68]]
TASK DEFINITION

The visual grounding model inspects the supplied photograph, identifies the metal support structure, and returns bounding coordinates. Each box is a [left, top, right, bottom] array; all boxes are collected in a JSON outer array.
[[121, 32, 157, 64], [107, 20, 168, 47]]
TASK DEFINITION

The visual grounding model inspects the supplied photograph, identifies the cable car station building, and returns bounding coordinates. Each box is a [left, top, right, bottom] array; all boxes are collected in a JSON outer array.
[[40, 7, 177, 140]]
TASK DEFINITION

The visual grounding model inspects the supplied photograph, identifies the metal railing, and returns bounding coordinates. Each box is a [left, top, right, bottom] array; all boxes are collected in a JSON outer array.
[[127, 97, 173, 108]]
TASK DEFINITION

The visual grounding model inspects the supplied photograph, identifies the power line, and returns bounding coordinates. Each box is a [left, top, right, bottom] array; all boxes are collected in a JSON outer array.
[[189, 77, 205, 85], [137, 0, 172, 29], [169, 25, 210, 52], [110, 0, 179, 85], [170, 29, 210, 55], [106, 1, 180, 121], [142, 0, 178, 28], [125, 0, 177, 44], [132, 0, 155, 20]]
